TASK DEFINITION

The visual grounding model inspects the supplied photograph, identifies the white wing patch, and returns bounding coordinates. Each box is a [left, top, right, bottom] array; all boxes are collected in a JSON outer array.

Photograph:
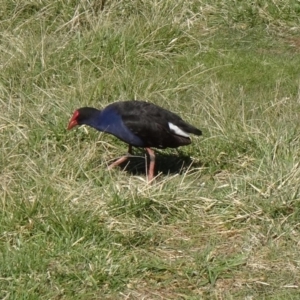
[[168, 122, 190, 138]]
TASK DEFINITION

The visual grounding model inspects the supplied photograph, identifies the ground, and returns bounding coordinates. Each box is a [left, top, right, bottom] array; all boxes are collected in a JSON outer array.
[[1, 1, 300, 299]]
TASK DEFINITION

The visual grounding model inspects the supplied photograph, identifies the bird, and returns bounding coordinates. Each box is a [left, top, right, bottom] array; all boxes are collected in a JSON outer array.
[[67, 100, 202, 181]]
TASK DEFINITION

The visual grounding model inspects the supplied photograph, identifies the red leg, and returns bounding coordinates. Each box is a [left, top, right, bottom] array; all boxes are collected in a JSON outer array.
[[145, 148, 155, 182], [108, 145, 133, 170], [108, 156, 129, 169]]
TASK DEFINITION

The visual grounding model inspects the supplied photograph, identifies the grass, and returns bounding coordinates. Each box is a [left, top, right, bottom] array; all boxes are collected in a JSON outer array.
[[1, 0, 300, 298]]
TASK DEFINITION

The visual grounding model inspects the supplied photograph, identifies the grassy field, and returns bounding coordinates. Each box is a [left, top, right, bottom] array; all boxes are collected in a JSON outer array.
[[1, 0, 300, 299]]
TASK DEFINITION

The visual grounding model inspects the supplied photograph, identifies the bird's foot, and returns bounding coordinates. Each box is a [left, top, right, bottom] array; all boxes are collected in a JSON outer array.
[[108, 155, 129, 170]]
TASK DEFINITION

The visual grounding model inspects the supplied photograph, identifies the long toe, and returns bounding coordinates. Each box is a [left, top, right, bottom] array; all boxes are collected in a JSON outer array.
[[108, 155, 129, 170]]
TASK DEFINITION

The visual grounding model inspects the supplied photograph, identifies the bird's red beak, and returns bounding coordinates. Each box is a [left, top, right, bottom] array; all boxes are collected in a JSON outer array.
[[67, 111, 79, 130]]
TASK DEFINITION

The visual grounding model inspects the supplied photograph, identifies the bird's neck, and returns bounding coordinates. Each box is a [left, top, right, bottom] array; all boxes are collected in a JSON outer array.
[[84, 110, 104, 130], [85, 108, 123, 133]]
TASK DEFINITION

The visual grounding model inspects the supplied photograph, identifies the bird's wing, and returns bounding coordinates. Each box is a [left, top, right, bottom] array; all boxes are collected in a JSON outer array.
[[110, 100, 201, 148], [122, 114, 191, 148]]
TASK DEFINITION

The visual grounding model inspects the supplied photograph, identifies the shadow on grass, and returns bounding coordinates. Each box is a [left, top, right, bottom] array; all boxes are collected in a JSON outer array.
[[109, 149, 202, 177]]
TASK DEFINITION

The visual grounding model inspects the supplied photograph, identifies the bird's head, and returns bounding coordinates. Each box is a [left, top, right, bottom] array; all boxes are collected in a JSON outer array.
[[67, 107, 100, 130]]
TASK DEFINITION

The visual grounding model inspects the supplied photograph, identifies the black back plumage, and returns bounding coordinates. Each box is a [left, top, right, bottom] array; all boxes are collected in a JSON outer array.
[[110, 101, 202, 149]]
